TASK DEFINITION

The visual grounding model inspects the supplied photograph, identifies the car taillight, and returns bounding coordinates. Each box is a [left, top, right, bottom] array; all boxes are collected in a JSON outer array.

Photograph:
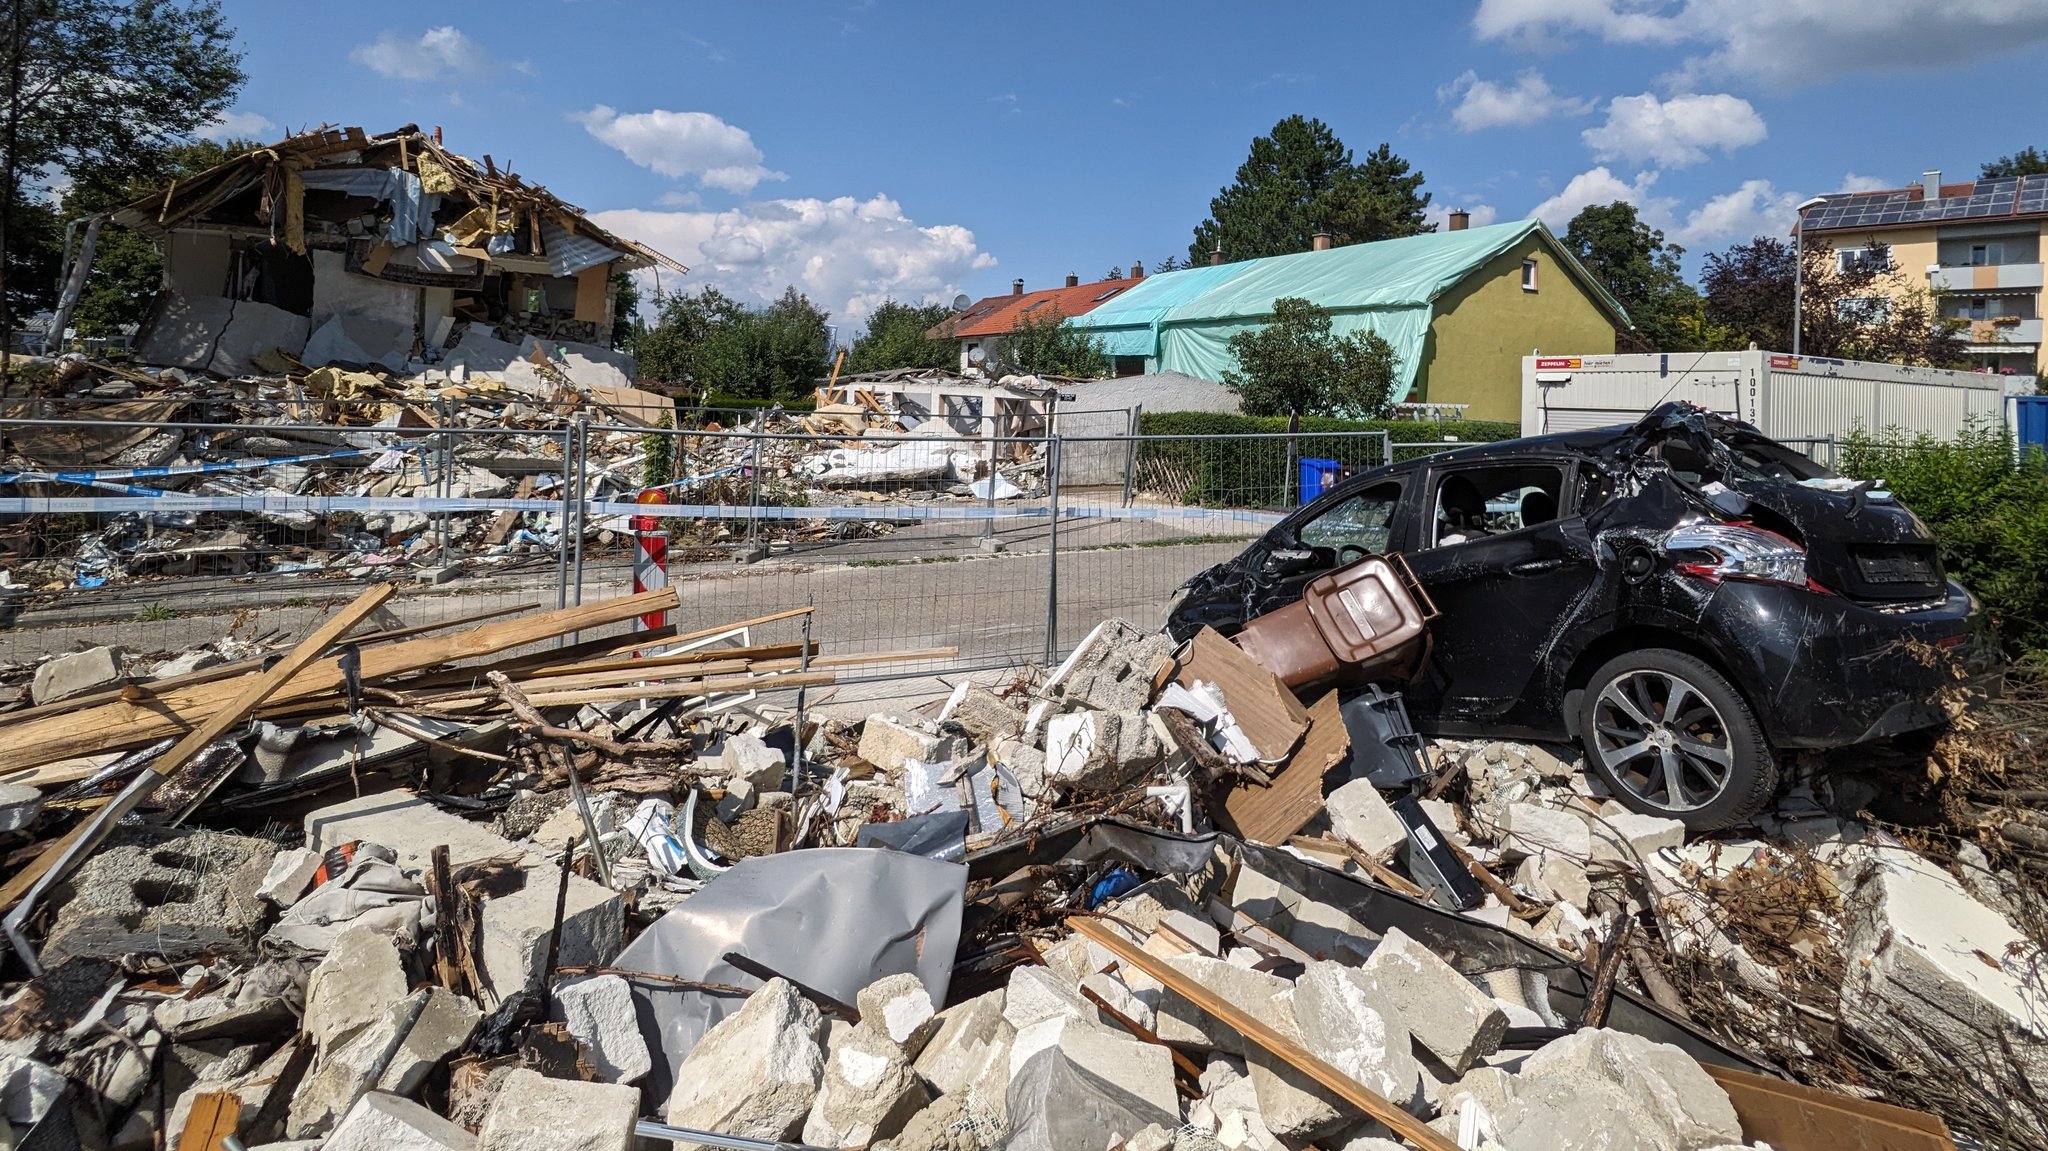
[[1664, 523, 1815, 589]]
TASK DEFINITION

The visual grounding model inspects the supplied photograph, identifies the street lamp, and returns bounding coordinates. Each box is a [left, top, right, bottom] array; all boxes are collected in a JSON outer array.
[[1791, 196, 1830, 355]]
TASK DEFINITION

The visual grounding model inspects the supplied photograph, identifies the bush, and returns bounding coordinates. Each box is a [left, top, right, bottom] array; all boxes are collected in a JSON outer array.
[[1133, 412, 1522, 508], [1839, 422, 2048, 661]]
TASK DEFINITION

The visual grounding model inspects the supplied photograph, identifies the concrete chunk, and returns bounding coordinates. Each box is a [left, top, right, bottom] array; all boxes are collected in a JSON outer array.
[[1359, 928, 1507, 1073], [718, 733, 787, 792], [0, 782, 43, 834], [1517, 1027, 1741, 1150], [33, 646, 123, 705], [1009, 1014, 1177, 1120], [327, 1092, 476, 1151], [1496, 802, 1593, 861], [940, 683, 1027, 744], [45, 826, 274, 965], [289, 986, 480, 1138], [1080, 970, 1157, 1032], [554, 975, 652, 1085], [258, 847, 323, 908], [303, 926, 408, 1051], [1328, 780, 1407, 862], [858, 713, 956, 773], [1516, 853, 1590, 912], [1002, 1039, 1178, 1151], [1288, 961, 1420, 1106], [1589, 811, 1688, 865], [856, 972, 938, 1057], [1001, 964, 1096, 1030], [1152, 955, 1290, 1055], [478, 1069, 637, 1151], [1247, 988, 1350, 1140], [665, 978, 826, 1149], [912, 990, 1013, 1098], [802, 1022, 930, 1148]]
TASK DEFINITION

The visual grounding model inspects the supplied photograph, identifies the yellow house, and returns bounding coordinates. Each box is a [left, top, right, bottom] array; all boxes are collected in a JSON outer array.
[[1801, 170, 2048, 377], [1066, 219, 1628, 423]]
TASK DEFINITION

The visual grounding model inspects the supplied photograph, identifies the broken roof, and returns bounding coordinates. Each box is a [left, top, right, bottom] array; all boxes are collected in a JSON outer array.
[[934, 276, 1141, 341], [109, 124, 688, 276]]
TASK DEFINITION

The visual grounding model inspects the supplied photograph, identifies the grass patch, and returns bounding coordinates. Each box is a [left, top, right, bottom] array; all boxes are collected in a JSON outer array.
[[130, 603, 178, 622]]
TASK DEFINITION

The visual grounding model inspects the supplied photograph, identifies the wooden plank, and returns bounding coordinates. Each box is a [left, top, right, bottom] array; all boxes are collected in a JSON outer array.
[[157, 585, 398, 823], [573, 265, 609, 323], [487, 476, 538, 544], [0, 589, 679, 775], [1703, 1065, 1955, 1151], [433, 669, 839, 711], [1222, 690, 1346, 844], [528, 640, 808, 679], [1067, 916, 1460, 1151], [175, 1090, 241, 1150]]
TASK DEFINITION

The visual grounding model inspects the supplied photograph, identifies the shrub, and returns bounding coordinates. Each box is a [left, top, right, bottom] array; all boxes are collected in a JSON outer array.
[[1840, 422, 2048, 661], [1132, 412, 1522, 508]]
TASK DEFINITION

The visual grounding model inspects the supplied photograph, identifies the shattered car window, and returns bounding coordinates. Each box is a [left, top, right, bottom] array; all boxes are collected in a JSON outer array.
[[1653, 425, 1834, 486], [1431, 465, 1565, 546], [1298, 483, 1402, 555]]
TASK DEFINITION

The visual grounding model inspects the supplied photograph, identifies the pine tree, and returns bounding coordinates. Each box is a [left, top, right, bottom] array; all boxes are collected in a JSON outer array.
[[1189, 117, 1432, 264]]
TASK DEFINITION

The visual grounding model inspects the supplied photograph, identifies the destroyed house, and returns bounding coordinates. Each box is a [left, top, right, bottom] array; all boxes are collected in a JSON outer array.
[[108, 125, 687, 377]]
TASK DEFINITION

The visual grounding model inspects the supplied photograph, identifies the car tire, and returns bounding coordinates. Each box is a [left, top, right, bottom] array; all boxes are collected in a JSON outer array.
[[1577, 648, 1778, 832]]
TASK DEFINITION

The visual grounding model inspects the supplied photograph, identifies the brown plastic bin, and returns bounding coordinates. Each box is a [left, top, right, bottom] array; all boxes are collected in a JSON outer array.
[[1232, 553, 1436, 690]]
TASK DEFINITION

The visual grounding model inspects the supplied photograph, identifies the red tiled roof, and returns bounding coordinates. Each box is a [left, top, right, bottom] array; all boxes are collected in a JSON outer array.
[[934, 277, 1140, 339]]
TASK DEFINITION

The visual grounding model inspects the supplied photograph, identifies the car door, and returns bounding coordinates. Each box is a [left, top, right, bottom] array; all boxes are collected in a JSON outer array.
[[1245, 478, 1412, 618], [1402, 457, 1598, 723]]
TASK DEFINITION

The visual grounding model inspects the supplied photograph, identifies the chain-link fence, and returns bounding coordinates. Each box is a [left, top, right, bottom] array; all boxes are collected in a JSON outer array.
[[0, 411, 1399, 682]]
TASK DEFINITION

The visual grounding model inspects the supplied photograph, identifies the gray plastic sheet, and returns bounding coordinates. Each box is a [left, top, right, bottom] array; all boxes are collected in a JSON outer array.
[[612, 847, 965, 1105]]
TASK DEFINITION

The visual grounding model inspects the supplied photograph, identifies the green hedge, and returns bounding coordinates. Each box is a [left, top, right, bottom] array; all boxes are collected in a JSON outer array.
[[1840, 423, 2048, 662], [1132, 412, 1523, 509]]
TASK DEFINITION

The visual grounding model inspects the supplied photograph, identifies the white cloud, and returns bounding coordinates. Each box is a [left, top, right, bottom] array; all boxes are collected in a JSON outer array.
[[1440, 69, 1596, 131], [575, 106, 785, 194], [1673, 179, 1803, 246], [1426, 202, 1502, 230], [1529, 166, 1670, 230], [199, 110, 276, 142], [1838, 172, 1894, 193], [1582, 92, 1766, 167], [591, 195, 997, 330], [1475, 0, 2048, 87], [349, 26, 532, 80]]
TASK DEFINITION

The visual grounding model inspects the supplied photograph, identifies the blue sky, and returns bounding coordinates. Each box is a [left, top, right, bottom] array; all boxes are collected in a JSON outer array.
[[210, 1, 2048, 331]]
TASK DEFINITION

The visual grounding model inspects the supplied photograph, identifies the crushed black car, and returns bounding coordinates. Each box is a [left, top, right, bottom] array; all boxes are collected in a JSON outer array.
[[1165, 402, 1986, 830]]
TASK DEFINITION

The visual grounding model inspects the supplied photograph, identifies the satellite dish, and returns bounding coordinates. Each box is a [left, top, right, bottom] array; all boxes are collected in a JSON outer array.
[[951, 293, 972, 313], [967, 345, 987, 364]]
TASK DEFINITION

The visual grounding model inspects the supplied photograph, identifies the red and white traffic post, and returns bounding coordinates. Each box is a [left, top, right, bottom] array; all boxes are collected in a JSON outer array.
[[631, 488, 670, 631]]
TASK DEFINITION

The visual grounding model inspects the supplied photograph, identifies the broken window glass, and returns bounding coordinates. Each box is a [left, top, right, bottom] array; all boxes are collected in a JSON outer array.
[[1298, 482, 1402, 556]]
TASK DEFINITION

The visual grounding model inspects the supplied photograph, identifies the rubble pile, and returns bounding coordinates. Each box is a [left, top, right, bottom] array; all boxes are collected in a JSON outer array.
[[0, 355, 1060, 596], [0, 587, 2028, 1149]]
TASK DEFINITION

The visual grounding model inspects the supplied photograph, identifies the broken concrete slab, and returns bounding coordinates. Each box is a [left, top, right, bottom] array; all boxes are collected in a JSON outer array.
[[1009, 1014, 1178, 1121], [1002, 1036, 1178, 1151], [257, 847, 323, 908], [1589, 810, 1687, 866], [326, 1091, 477, 1151], [302, 925, 409, 1052], [912, 990, 1013, 1099], [1045, 709, 1164, 792], [136, 292, 311, 378], [802, 1022, 930, 1148], [1359, 927, 1507, 1074], [1288, 961, 1421, 1108], [664, 978, 826, 1149], [1487, 802, 1593, 861], [553, 974, 651, 1085], [1152, 955, 1291, 1055], [1515, 852, 1590, 912], [1040, 618, 1176, 713], [478, 1068, 637, 1151], [1079, 970, 1157, 1032], [0, 782, 43, 834], [1327, 780, 1407, 862], [1516, 1027, 1741, 1151], [290, 986, 482, 1137], [939, 683, 1026, 745], [32, 646, 122, 705], [1001, 964, 1098, 1030], [44, 826, 274, 965], [856, 972, 938, 1057], [718, 733, 787, 793], [857, 713, 958, 774], [1246, 988, 1352, 1141], [306, 791, 622, 993]]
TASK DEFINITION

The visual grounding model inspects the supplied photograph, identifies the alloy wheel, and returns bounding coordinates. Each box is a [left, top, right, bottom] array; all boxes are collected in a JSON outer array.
[[1589, 669, 1734, 812]]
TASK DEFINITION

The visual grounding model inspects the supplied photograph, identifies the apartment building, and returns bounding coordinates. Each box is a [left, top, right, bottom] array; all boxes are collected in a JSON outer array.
[[1801, 170, 2048, 376]]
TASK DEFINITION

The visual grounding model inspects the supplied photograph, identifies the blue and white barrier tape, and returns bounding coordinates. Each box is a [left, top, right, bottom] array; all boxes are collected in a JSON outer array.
[[0, 446, 375, 486]]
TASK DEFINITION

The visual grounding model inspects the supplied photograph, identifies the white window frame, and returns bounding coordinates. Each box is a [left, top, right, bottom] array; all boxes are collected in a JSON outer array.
[[1520, 258, 1538, 291]]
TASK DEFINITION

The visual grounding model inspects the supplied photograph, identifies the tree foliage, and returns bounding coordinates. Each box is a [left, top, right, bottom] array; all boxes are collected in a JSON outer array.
[[844, 299, 956, 374], [1982, 148, 2048, 178], [631, 285, 831, 402], [609, 270, 639, 351], [1701, 234, 1967, 365], [1, 0, 244, 348], [1562, 201, 1718, 352], [1221, 296, 1398, 419], [1189, 116, 1432, 264], [990, 306, 1108, 378]]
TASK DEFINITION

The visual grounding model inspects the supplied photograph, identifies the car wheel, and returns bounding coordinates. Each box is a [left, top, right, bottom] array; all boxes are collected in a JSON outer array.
[[1577, 648, 1778, 832]]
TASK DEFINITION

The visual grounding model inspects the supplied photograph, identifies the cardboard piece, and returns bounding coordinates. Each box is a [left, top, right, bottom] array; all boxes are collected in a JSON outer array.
[[1704, 1064, 1956, 1151], [1175, 627, 1309, 764], [574, 264, 609, 323], [1220, 690, 1347, 845], [584, 382, 674, 428]]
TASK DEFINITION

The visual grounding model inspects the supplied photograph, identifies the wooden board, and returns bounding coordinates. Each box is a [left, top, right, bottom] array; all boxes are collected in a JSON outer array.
[[584, 382, 675, 428], [1704, 1064, 1956, 1151], [175, 1090, 241, 1150], [0, 589, 679, 775], [1221, 690, 1347, 845], [1068, 916, 1460, 1151], [573, 265, 609, 323], [1176, 627, 1309, 764]]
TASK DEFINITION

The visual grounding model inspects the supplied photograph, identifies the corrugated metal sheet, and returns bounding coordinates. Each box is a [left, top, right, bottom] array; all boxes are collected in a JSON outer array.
[[540, 219, 621, 278]]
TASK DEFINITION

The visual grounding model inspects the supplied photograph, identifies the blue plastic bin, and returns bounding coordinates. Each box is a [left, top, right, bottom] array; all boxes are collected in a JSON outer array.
[[2017, 395, 2048, 455], [1299, 457, 1342, 504]]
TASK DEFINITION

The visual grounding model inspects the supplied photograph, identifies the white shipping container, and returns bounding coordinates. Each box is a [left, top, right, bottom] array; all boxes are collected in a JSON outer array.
[[1520, 351, 2009, 445]]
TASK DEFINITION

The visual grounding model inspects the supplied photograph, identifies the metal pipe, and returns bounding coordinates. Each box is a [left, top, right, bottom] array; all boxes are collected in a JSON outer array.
[[554, 426, 573, 614], [1121, 403, 1142, 509], [1792, 219, 1804, 356], [631, 1119, 832, 1151], [570, 416, 589, 607], [1044, 434, 1062, 665]]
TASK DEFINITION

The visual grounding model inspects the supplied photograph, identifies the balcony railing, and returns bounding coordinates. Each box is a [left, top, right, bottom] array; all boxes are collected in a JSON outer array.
[[1931, 262, 2045, 292]]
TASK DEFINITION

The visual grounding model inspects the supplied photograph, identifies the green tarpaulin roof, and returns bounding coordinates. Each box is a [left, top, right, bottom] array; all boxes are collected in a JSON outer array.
[[1069, 220, 1630, 403]]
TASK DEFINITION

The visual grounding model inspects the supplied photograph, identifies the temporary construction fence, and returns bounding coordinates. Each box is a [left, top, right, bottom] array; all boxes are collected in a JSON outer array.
[[0, 413, 1427, 681]]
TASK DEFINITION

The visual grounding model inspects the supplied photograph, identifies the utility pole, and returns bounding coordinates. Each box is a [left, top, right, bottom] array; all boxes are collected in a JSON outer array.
[[1790, 196, 1829, 355]]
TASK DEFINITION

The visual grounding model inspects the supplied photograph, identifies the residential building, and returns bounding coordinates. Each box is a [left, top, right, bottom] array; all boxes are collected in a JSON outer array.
[[933, 269, 1147, 375], [1064, 218, 1629, 422], [1800, 171, 2048, 377]]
